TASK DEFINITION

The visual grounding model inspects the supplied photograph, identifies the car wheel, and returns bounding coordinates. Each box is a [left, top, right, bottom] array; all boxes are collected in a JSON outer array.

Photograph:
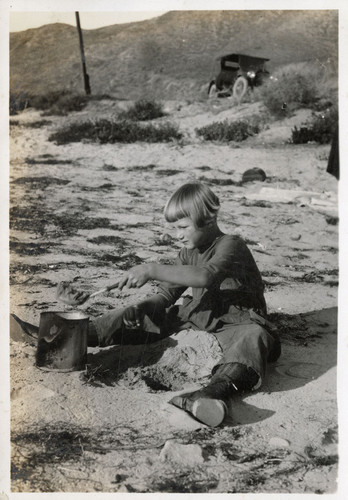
[[232, 76, 248, 100], [208, 82, 218, 98]]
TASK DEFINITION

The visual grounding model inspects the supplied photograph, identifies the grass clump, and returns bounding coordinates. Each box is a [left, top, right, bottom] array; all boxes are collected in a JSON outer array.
[[10, 92, 30, 115], [291, 105, 338, 144], [30, 90, 88, 115], [257, 62, 337, 118], [196, 116, 264, 142], [49, 119, 182, 145], [118, 99, 166, 121]]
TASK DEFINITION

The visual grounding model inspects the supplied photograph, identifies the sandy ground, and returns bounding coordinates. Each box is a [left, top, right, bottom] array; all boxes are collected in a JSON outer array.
[[8, 97, 339, 493]]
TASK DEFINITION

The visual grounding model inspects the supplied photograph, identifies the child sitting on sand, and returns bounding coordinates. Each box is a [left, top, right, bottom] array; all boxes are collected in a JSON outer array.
[[12, 182, 280, 427], [86, 182, 280, 426]]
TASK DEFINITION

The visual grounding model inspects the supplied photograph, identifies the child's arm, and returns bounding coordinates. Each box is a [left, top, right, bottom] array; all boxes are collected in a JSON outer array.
[[118, 263, 213, 290]]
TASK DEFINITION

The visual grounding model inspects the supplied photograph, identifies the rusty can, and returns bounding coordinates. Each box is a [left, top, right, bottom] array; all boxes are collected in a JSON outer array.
[[35, 311, 89, 371]]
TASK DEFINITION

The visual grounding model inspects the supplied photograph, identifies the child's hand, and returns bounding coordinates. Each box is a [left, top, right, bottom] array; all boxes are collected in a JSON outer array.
[[118, 264, 151, 290], [123, 305, 144, 329]]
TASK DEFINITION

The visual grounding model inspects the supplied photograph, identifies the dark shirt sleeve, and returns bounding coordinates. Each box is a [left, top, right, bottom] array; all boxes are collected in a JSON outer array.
[[199, 235, 263, 291]]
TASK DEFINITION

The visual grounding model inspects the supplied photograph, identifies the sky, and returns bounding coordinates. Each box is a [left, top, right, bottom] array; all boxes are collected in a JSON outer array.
[[9, 11, 166, 32], [8, 0, 348, 32]]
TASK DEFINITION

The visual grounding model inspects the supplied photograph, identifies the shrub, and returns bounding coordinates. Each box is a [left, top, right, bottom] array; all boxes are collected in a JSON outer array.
[[10, 92, 30, 115], [24, 120, 53, 128], [291, 106, 338, 144], [195, 117, 262, 142], [118, 99, 167, 121], [257, 62, 337, 118], [49, 119, 182, 145], [30, 90, 88, 115]]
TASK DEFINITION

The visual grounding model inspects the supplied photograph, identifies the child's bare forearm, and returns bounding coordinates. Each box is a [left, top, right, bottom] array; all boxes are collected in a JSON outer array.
[[149, 263, 212, 288]]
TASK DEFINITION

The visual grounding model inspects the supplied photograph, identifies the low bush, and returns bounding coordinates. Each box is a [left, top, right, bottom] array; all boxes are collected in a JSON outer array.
[[291, 106, 338, 144], [24, 120, 53, 128], [118, 99, 166, 121], [31, 90, 88, 115], [257, 62, 337, 118], [10, 92, 30, 115], [49, 119, 183, 145], [195, 115, 264, 142]]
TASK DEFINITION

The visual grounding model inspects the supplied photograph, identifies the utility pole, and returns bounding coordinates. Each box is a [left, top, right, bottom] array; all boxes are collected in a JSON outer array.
[[75, 12, 91, 95]]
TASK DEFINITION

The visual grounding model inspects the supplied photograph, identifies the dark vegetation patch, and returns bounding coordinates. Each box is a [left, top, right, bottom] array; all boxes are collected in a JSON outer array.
[[102, 164, 119, 171], [10, 205, 116, 235], [152, 471, 219, 493], [322, 246, 338, 254], [266, 177, 301, 186], [257, 62, 337, 118], [240, 200, 272, 208], [25, 157, 72, 165], [11, 416, 336, 493], [267, 309, 337, 345], [9, 261, 95, 285], [11, 422, 169, 492], [87, 235, 126, 246], [79, 183, 115, 192], [49, 119, 182, 145], [32, 90, 88, 115], [10, 92, 30, 115], [10, 205, 52, 233], [127, 189, 143, 197], [9, 241, 53, 256], [195, 118, 261, 142], [12, 177, 70, 188], [276, 217, 299, 225], [291, 107, 338, 144], [118, 99, 167, 121], [128, 164, 157, 171], [98, 253, 144, 269], [156, 169, 182, 176], [293, 269, 338, 284], [253, 248, 272, 255], [23, 120, 53, 128], [199, 176, 239, 186], [10, 90, 91, 116]]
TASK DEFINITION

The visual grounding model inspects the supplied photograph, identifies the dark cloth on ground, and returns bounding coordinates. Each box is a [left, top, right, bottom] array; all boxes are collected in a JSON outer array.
[[327, 127, 339, 180]]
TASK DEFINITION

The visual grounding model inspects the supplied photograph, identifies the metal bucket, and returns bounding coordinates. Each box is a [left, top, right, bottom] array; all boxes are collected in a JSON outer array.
[[35, 311, 89, 372]]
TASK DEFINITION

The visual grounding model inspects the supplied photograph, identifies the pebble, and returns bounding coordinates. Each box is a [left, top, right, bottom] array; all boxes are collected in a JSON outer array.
[[269, 436, 290, 448], [159, 440, 204, 465]]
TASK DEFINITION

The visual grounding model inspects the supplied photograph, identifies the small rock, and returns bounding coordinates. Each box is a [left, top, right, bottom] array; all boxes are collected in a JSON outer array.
[[159, 439, 204, 466], [325, 216, 339, 225], [242, 168, 267, 184], [269, 437, 290, 448]]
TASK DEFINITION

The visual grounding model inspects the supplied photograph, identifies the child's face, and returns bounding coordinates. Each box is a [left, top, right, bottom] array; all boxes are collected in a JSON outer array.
[[172, 217, 211, 249]]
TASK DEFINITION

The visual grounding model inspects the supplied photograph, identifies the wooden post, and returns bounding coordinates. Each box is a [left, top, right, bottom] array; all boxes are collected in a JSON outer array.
[[75, 12, 91, 95]]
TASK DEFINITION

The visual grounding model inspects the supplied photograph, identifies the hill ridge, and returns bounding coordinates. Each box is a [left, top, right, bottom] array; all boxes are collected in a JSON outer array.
[[10, 10, 338, 100]]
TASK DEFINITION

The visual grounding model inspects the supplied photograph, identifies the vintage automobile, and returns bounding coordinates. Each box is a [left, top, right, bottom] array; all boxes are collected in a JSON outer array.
[[208, 53, 270, 100]]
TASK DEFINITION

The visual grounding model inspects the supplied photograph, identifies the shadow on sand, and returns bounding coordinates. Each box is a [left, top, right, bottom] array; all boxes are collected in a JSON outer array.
[[84, 307, 337, 426]]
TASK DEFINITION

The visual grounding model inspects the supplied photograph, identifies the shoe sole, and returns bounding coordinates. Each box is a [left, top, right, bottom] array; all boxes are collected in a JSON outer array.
[[192, 398, 227, 427]]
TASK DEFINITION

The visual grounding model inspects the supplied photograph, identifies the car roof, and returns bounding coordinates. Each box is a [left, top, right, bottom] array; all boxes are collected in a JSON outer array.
[[216, 53, 270, 63]]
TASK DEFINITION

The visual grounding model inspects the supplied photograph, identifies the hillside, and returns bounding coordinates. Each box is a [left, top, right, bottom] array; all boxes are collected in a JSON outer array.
[[10, 10, 338, 100]]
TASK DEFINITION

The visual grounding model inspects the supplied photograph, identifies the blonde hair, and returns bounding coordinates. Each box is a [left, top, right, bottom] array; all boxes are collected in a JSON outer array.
[[164, 182, 220, 228]]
